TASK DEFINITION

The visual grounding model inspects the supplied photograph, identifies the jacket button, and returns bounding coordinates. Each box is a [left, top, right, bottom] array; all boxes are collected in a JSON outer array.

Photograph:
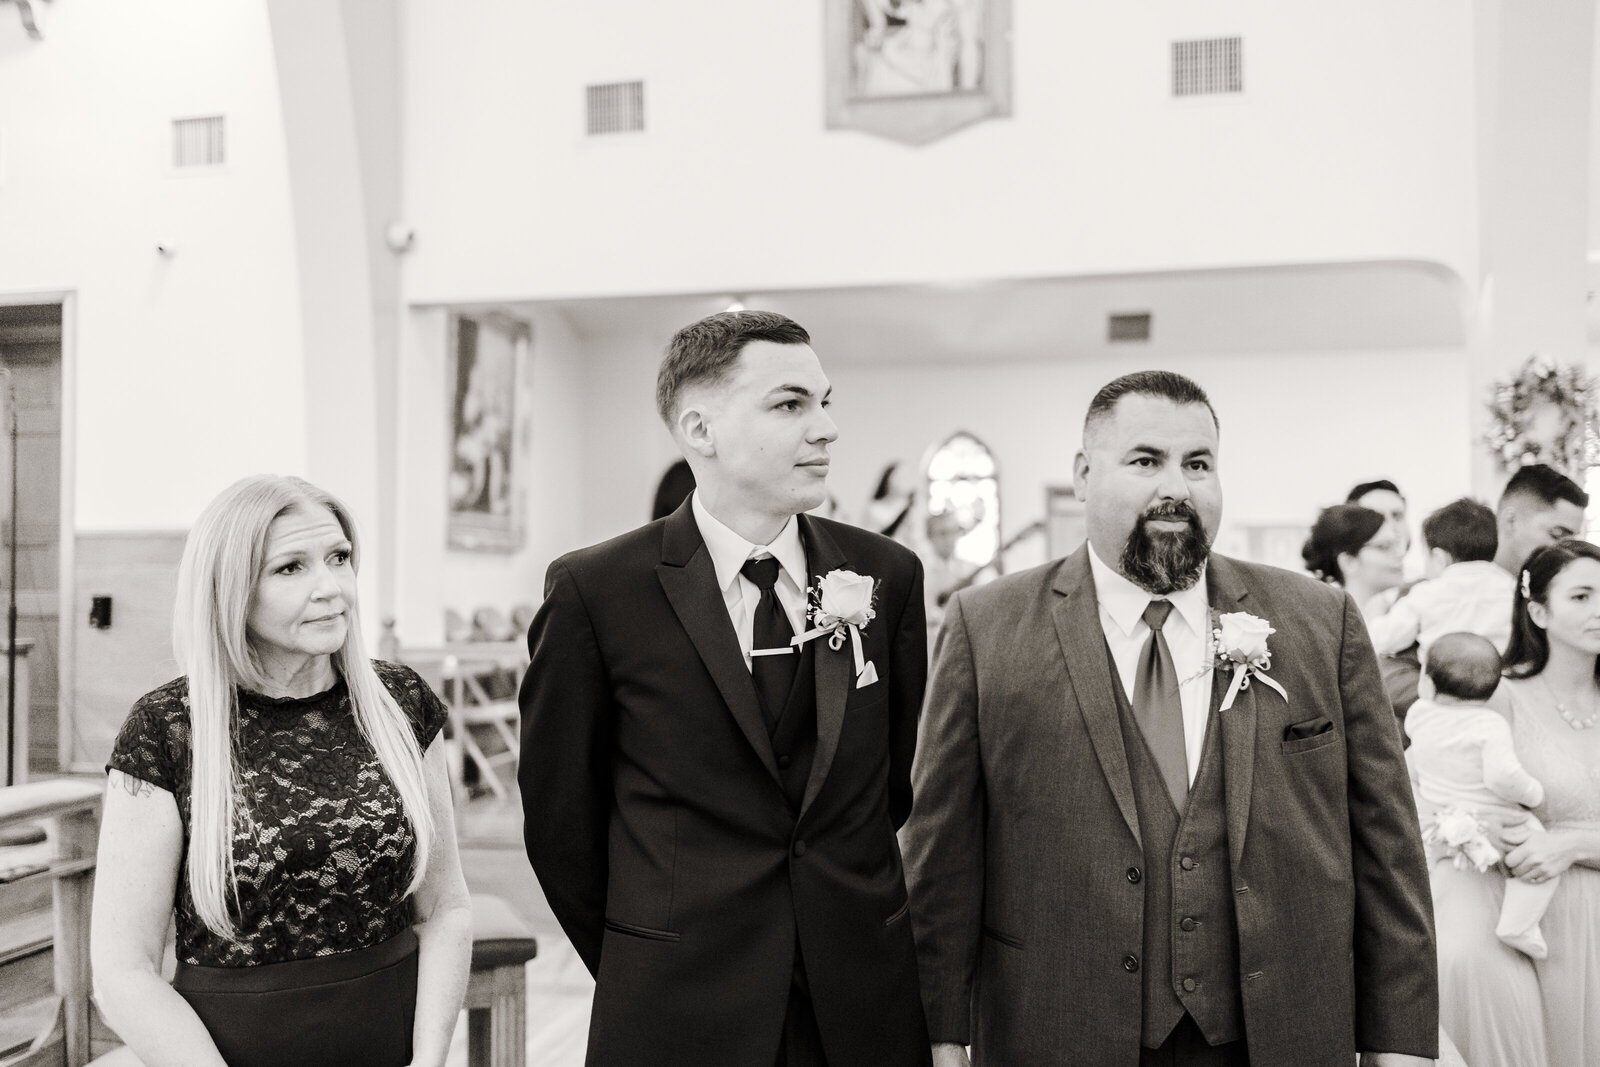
[[793, 840, 807, 857], [777, 754, 791, 768], [1125, 866, 1142, 884], [1182, 978, 1197, 992], [1180, 855, 1197, 871], [1122, 954, 1139, 973], [1180, 917, 1197, 932]]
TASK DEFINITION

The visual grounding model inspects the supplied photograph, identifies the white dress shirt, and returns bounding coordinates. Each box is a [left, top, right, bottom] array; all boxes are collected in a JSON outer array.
[[1087, 544, 1213, 785], [692, 491, 809, 670]]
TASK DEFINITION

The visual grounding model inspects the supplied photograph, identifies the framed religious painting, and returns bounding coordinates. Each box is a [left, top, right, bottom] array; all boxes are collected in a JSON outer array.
[[447, 312, 531, 552], [824, 0, 1012, 145]]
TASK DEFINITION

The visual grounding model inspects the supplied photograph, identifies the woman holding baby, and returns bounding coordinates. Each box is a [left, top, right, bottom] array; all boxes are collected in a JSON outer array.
[[1428, 538, 1600, 1067]]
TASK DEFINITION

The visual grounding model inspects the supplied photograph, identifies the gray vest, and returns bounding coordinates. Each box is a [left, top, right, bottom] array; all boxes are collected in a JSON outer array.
[[1109, 648, 1245, 1049]]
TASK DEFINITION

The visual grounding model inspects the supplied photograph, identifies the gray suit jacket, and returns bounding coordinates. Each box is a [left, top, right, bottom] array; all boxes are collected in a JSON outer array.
[[901, 547, 1438, 1067]]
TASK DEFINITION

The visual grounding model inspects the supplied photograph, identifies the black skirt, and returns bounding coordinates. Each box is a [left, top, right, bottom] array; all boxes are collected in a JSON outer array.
[[173, 927, 418, 1067]]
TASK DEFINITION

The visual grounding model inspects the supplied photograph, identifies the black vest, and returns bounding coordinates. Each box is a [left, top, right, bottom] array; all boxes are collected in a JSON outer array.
[[1108, 648, 1245, 1049], [770, 638, 818, 813]]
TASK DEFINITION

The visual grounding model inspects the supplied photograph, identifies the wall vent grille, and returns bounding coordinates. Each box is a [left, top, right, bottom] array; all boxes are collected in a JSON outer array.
[[1108, 313, 1152, 343], [1172, 37, 1243, 97], [172, 115, 225, 167], [586, 81, 645, 135]]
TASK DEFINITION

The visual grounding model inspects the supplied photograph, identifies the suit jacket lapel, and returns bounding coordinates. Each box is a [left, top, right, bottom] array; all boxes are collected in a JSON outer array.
[[800, 514, 849, 816], [655, 500, 782, 786], [1052, 547, 1142, 848], [1206, 555, 1257, 870]]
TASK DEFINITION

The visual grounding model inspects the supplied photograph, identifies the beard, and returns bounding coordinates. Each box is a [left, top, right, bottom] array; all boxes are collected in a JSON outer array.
[[1120, 501, 1211, 595]]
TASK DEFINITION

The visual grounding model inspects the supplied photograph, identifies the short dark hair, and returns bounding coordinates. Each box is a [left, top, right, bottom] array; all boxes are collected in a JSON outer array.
[[1083, 370, 1218, 442], [1347, 479, 1403, 504], [655, 310, 811, 424], [1499, 462, 1589, 515], [1426, 632, 1502, 702], [1301, 504, 1386, 585], [1421, 498, 1497, 564]]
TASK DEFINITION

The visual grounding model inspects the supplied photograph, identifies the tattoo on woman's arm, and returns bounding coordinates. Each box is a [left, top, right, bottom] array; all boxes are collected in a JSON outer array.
[[110, 770, 154, 798]]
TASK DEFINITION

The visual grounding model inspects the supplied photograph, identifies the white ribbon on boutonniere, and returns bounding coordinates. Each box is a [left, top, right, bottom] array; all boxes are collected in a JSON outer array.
[[791, 569, 880, 688], [1211, 611, 1288, 711]]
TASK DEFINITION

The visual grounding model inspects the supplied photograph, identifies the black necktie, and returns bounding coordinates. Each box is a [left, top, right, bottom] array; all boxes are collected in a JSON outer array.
[[742, 556, 796, 732], [1134, 599, 1190, 814]]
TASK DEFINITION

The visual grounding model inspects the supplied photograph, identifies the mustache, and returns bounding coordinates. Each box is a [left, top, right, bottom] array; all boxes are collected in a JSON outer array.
[[1142, 501, 1201, 524]]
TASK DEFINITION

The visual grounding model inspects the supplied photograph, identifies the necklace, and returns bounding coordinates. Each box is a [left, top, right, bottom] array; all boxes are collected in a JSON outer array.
[[1540, 675, 1600, 730]]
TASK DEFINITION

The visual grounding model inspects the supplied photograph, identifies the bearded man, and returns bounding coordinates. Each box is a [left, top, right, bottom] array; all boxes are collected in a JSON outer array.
[[901, 371, 1438, 1067]]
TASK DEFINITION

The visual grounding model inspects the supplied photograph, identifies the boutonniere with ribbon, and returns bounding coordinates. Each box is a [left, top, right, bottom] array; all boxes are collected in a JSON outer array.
[[792, 569, 880, 689], [1211, 611, 1287, 711]]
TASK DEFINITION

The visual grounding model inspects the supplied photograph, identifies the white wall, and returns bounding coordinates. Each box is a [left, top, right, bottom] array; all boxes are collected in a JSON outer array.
[[0, 0, 307, 528], [549, 324, 1474, 573], [401, 0, 1479, 303]]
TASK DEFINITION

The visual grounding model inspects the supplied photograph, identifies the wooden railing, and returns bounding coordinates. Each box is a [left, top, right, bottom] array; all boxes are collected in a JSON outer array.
[[0, 778, 103, 1067]]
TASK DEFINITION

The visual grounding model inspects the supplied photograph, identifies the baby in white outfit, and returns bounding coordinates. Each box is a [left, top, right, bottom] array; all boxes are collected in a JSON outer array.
[[1407, 632, 1554, 959]]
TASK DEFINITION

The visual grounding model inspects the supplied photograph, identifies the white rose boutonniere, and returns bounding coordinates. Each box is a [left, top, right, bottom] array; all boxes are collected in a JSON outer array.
[[792, 568, 880, 688], [1212, 610, 1287, 711]]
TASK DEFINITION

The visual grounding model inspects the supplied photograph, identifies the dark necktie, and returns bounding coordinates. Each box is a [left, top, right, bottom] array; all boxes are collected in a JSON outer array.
[[741, 556, 797, 732], [1134, 599, 1190, 815]]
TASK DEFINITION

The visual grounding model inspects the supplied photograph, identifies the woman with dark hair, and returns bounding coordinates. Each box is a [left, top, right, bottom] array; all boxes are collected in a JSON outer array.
[[1301, 503, 1407, 617], [1490, 539, 1600, 1065], [1429, 538, 1600, 1066]]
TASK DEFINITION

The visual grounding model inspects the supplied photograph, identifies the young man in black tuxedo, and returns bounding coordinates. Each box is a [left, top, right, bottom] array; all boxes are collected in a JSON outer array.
[[520, 310, 932, 1066]]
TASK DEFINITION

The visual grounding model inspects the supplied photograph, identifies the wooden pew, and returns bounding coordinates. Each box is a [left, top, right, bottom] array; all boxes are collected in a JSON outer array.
[[0, 778, 103, 1067]]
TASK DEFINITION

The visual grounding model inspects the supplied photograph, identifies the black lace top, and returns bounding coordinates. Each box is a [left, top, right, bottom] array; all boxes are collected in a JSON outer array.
[[107, 660, 449, 968]]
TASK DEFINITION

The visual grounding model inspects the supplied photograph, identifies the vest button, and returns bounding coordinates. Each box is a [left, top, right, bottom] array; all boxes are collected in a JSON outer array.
[[1182, 978, 1197, 993], [793, 840, 807, 857], [778, 754, 791, 768], [1125, 866, 1142, 884], [1179, 855, 1197, 871], [1180, 917, 1197, 931], [1122, 954, 1139, 973]]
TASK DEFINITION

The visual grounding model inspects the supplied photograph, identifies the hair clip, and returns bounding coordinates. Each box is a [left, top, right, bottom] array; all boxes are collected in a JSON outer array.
[[1521, 570, 1532, 599]]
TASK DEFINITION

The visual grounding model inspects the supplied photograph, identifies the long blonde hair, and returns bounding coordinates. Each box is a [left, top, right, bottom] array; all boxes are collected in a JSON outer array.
[[172, 474, 435, 939]]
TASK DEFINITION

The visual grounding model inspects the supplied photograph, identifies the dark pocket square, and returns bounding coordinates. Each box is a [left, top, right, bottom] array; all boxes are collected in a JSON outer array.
[[1283, 717, 1334, 742]]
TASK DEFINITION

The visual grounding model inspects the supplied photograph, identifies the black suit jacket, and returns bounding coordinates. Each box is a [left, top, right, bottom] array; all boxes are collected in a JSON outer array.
[[519, 500, 931, 1066]]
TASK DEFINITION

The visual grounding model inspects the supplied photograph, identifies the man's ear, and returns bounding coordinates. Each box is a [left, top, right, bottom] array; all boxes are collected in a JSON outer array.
[[1072, 451, 1090, 501], [677, 405, 716, 459], [1499, 506, 1518, 539]]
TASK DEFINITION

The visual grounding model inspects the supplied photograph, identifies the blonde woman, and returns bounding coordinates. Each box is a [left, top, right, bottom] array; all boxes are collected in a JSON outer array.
[[90, 475, 472, 1067]]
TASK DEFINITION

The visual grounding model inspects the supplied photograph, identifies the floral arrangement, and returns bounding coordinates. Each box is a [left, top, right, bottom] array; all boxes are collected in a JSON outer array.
[[1484, 354, 1600, 476], [1424, 805, 1502, 873]]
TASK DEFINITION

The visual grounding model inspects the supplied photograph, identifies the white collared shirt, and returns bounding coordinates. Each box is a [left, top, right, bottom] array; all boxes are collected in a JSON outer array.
[[1087, 544, 1213, 785], [691, 491, 809, 670]]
